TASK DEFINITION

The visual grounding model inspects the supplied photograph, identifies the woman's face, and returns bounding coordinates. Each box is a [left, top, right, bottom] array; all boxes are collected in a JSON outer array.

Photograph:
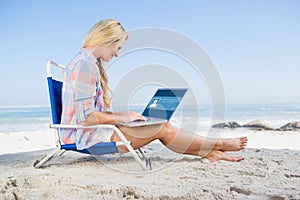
[[101, 41, 125, 62]]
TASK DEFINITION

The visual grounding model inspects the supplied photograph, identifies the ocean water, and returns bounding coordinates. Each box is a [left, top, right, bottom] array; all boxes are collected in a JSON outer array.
[[0, 103, 299, 133], [0, 106, 51, 132]]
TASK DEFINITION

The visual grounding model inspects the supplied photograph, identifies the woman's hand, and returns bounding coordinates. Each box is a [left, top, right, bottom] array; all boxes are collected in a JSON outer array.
[[116, 111, 147, 123]]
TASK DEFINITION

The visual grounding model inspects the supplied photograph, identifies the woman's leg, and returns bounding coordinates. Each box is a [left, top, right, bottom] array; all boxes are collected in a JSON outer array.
[[111, 122, 247, 162], [111, 123, 166, 151]]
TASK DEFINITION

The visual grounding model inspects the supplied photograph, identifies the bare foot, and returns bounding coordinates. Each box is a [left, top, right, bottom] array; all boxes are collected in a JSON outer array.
[[205, 150, 244, 163], [216, 137, 248, 152]]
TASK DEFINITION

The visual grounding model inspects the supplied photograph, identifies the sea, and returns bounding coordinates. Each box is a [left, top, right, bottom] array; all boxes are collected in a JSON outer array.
[[0, 103, 299, 133], [0, 103, 299, 153]]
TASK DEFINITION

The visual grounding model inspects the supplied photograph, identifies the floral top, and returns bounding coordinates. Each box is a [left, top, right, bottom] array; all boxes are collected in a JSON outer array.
[[60, 48, 113, 149]]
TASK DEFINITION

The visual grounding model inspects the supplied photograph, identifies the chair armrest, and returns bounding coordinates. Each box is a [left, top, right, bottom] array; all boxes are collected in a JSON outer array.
[[49, 124, 127, 142], [50, 124, 117, 130], [50, 124, 130, 147]]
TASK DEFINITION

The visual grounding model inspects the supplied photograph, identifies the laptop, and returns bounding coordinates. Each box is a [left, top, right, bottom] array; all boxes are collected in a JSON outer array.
[[118, 88, 188, 127]]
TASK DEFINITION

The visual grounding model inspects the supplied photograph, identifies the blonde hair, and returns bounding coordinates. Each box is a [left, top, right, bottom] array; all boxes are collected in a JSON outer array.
[[83, 19, 128, 111]]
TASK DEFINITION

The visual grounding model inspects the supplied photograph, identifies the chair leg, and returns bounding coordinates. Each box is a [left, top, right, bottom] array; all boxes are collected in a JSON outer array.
[[34, 146, 61, 168], [113, 128, 151, 171], [138, 148, 152, 170], [58, 149, 66, 156], [122, 142, 150, 171]]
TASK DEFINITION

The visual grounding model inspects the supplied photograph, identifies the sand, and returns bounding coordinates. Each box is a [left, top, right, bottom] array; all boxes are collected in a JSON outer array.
[[0, 140, 299, 200]]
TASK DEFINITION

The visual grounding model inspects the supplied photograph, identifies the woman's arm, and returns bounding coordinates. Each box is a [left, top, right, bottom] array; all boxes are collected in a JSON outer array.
[[81, 110, 146, 126]]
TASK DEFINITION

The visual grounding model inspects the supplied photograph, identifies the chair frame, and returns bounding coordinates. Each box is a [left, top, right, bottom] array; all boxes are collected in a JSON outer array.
[[34, 60, 151, 170]]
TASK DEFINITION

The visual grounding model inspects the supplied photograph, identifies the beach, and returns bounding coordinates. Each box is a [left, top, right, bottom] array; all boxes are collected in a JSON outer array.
[[0, 129, 300, 200], [0, 105, 300, 199], [0, 145, 299, 199]]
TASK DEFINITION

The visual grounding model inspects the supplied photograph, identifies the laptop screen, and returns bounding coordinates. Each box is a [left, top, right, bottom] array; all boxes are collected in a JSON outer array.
[[142, 88, 188, 120]]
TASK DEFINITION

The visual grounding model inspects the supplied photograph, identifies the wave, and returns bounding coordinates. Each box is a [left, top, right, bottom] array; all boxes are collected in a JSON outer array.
[[0, 105, 50, 109]]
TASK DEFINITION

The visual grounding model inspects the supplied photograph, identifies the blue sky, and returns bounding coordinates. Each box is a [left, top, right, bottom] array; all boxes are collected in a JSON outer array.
[[0, 0, 299, 106]]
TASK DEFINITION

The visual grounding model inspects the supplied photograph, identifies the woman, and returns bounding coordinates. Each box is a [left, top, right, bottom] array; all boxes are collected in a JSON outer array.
[[61, 19, 247, 163]]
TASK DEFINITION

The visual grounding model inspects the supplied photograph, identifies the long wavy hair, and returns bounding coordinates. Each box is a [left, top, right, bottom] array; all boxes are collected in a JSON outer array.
[[83, 19, 128, 111]]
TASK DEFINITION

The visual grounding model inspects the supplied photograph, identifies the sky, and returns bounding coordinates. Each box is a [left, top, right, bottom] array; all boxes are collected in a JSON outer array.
[[0, 0, 299, 106]]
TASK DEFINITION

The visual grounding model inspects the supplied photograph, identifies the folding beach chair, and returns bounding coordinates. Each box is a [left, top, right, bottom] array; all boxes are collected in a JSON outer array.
[[34, 60, 151, 170]]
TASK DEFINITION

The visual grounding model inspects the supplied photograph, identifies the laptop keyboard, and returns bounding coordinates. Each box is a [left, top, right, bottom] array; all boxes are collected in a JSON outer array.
[[133, 117, 163, 122]]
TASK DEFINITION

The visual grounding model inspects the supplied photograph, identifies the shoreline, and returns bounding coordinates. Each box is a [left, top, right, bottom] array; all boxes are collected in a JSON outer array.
[[0, 144, 299, 199], [2, 128, 300, 156]]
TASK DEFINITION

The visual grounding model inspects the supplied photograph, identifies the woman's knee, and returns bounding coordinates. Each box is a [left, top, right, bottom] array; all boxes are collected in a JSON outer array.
[[165, 122, 178, 132], [159, 123, 179, 140]]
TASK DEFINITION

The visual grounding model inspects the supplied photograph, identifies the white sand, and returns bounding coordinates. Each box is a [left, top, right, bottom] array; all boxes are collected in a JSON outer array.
[[0, 128, 300, 199], [0, 130, 55, 155]]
